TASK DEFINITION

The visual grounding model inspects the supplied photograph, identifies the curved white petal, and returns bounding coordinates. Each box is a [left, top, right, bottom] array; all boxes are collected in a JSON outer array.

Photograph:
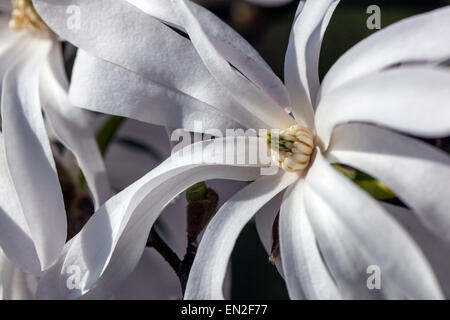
[[316, 67, 450, 148], [327, 123, 450, 252], [279, 179, 341, 299], [184, 171, 298, 300], [254, 190, 284, 274], [40, 43, 111, 208], [33, 0, 267, 130], [0, 19, 29, 86], [125, 0, 290, 110], [1, 39, 66, 271], [303, 177, 400, 299], [321, 6, 450, 95], [170, 0, 295, 130], [254, 192, 283, 256], [0, 133, 41, 275], [0, 249, 38, 300], [70, 50, 245, 132], [383, 203, 450, 298], [113, 248, 181, 300], [36, 137, 264, 299], [284, 0, 339, 129], [304, 152, 443, 299], [0, 1, 11, 12]]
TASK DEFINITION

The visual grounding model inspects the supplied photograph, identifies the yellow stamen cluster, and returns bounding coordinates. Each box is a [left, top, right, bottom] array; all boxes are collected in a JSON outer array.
[[267, 124, 314, 173], [9, 0, 49, 33]]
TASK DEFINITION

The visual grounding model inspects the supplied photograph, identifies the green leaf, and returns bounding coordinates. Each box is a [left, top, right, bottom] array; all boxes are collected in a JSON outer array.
[[354, 179, 396, 200], [97, 116, 125, 156], [78, 116, 125, 187], [333, 164, 395, 200]]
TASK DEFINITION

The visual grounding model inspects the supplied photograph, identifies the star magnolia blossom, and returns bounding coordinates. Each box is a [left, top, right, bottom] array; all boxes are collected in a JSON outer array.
[[0, 0, 110, 277], [33, 0, 450, 299]]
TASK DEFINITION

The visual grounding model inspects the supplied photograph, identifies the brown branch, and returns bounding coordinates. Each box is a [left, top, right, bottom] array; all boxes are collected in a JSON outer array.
[[179, 235, 198, 293], [147, 229, 199, 295], [146, 187, 219, 295], [147, 228, 181, 276]]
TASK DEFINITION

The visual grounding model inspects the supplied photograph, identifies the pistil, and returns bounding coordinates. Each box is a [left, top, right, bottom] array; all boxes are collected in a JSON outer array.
[[9, 0, 50, 33], [267, 124, 314, 173]]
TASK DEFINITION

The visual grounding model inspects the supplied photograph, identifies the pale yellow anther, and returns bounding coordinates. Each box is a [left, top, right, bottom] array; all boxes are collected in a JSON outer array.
[[8, 0, 49, 34], [266, 124, 314, 173]]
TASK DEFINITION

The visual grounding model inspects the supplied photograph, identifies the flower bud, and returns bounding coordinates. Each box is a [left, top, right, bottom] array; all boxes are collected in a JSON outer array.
[[186, 186, 219, 238]]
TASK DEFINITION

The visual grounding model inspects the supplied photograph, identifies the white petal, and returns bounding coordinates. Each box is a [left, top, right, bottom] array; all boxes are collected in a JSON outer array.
[[383, 203, 450, 298], [284, 0, 339, 129], [279, 179, 341, 299], [321, 6, 450, 95], [316, 67, 450, 148], [254, 192, 283, 255], [1, 39, 66, 271], [170, 0, 295, 129], [0, 133, 41, 275], [40, 43, 111, 208], [327, 123, 450, 252], [0, 1, 11, 12], [113, 248, 181, 300], [0, 20, 29, 85], [303, 177, 400, 299], [254, 190, 284, 275], [70, 50, 246, 132], [304, 152, 443, 299], [0, 249, 38, 300], [33, 0, 266, 130], [37, 137, 264, 299], [126, 0, 290, 110], [184, 171, 298, 300]]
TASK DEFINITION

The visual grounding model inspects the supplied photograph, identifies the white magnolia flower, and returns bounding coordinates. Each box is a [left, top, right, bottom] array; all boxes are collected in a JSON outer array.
[[0, 0, 110, 276], [34, 0, 450, 299]]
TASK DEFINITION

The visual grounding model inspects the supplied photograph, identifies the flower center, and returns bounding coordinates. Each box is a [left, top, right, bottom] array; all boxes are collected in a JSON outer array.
[[267, 124, 314, 173], [8, 0, 49, 33]]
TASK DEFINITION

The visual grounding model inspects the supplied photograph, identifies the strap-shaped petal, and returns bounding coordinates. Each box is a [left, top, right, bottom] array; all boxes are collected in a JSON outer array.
[[0, 249, 38, 300], [171, 0, 295, 129], [304, 152, 443, 299], [327, 123, 450, 253], [254, 191, 284, 275], [316, 67, 450, 148], [125, 0, 290, 110], [185, 171, 298, 299], [0, 133, 41, 275], [37, 137, 264, 299], [40, 43, 111, 208], [279, 178, 341, 299], [0, 1, 11, 11], [284, 0, 339, 129], [70, 50, 248, 132], [1, 38, 66, 271], [32, 0, 271, 130], [384, 203, 450, 298], [321, 6, 450, 96]]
